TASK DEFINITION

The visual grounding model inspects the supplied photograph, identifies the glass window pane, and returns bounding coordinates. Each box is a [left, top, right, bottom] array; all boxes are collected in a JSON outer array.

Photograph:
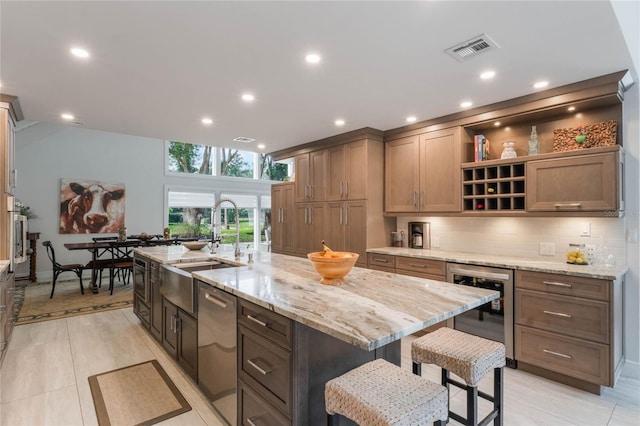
[[167, 190, 214, 238], [168, 141, 214, 175], [220, 148, 254, 178]]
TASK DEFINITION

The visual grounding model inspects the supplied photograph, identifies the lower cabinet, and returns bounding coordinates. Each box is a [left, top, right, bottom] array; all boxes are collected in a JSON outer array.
[[149, 261, 163, 342], [395, 256, 446, 280], [514, 270, 622, 393], [0, 268, 16, 366], [162, 298, 198, 381]]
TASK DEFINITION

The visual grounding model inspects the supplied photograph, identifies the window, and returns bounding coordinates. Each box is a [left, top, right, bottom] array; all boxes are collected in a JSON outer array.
[[168, 141, 214, 175], [167, 190, 215, 237]]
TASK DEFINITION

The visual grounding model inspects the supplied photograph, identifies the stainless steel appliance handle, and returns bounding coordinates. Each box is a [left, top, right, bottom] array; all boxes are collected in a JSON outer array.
[[543, 310, 572, 318], [246, 314, 268, 327], [247, 358, 272, 375], [448, 267, 510, 281], [543, 280, 573, 288], [204, 292, 227, 308], [543, 349, 572, 359]]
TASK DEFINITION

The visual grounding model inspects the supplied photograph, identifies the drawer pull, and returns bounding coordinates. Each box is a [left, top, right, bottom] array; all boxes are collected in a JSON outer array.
[[543, 310, 572, 318], [554, 203, 581, 208], [247, 358, 272, 375], [543, 349, 572, 359], [246, 314, 268, 327], [542, 280, 573, 288], [409, 263, 427, 268], [246, 418, 258, 426], [374, 258, 390, 263], [204, 292, 227, 308]]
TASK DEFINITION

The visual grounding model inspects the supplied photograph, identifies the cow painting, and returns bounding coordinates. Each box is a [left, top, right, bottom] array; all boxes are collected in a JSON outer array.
[[59, 179, 126, 234]]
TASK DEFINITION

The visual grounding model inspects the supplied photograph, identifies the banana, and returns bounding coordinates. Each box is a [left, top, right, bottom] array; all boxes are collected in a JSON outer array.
[[321, 240, 333, 256]]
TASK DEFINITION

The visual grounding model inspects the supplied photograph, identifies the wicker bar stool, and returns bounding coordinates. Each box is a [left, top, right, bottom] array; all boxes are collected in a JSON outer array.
[[325, 358, 448, 425], [411, 327, 505, 426]]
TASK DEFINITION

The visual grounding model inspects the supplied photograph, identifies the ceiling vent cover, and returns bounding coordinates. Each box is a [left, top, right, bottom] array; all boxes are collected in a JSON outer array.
[[445, 33, 500, 62], [233, 136, 255, 143]]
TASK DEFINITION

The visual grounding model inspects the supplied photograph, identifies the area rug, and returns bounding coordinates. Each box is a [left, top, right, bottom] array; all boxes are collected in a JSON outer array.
[[15, 278, 133, 325], [88, 360, 191, 426]]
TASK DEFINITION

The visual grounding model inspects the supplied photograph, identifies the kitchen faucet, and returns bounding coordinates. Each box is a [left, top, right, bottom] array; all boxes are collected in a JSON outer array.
[[211, 198, 241, 259]]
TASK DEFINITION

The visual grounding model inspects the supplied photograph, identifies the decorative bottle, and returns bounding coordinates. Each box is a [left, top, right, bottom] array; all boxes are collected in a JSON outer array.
[[528, 125, 539, 155], [500, 141, 517, 159]]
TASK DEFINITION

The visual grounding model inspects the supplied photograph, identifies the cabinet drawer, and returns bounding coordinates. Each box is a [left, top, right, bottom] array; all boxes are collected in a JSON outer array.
[[134, 294, 150, 329], [367, 253, 396, 269], [239, 326, 292, 416], [515, 325, 609, 385], [515, 270, 609, 301], [396, 256, 445, 276], [239, 299, 292, 350], [515, 289, 609, 344], [239, 380, 291, 426]]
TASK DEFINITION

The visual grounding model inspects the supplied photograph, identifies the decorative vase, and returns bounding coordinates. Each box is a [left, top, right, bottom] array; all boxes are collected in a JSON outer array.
[[528, 126, 539, 155], [500, 141, 517, 159]]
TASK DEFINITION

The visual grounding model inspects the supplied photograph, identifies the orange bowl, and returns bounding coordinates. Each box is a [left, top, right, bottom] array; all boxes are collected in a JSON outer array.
[[307, 252, 359, 285]]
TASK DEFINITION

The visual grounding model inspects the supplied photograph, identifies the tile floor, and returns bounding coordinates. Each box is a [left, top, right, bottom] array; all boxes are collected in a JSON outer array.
[[1, 308, 638, 425]]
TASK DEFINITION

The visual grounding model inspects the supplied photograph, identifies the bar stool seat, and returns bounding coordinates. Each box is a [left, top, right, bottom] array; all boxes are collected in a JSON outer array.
[[325, 358, 448, 425], [412, 327, 505, 426]]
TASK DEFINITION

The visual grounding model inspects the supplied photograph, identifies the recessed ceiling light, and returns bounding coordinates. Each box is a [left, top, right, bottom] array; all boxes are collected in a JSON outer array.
[[567, 106, 576, 111], [480, 70, 496, 79], [305, 53, 321, 64], [61, 113, 75, 120], [406, 116, 417, 123], [241, 93, 255, 102], [201, 117, 213, 125], [70, 47, 89, 58], [494, 121, 501, 127], [335, 119, 345, 126], [257, 144, 266, 150], [533, 80, 549, 89], [460, 101, 473, 108]]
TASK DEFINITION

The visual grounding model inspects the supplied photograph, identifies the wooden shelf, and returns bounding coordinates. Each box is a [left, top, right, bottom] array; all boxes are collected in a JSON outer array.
[[462, 162, 526, 212]]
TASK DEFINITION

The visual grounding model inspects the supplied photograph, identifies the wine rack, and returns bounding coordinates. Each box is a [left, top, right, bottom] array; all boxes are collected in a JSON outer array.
[[462, 161, 526, 212]]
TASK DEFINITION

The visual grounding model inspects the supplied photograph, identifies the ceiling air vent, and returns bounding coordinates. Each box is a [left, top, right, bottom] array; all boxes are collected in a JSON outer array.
[[233, 136, 255, 143], [445, 33, 500, 62]]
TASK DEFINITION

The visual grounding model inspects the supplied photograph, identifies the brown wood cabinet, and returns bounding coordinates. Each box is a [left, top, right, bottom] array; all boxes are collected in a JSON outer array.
[[326, 200, 367, 266], [271, 183, 295, 255], [514, 270, 623, 393], [366, 253, 396, 272], [294, 202, 326, 255], [385, 127, 463, 213], [395, 256, 446, 280], [327, 139, 369, 201], [526, 149, 621, 213], [0, 267, 16, 366], [162, 298, 198, 381], [294, 150, 326, 202]]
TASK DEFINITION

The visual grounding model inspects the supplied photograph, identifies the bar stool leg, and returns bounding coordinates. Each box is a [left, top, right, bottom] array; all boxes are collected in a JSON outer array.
[[494, 367, 504, 426], [412, 361, 422, 376], [466, 385, 478, 426]]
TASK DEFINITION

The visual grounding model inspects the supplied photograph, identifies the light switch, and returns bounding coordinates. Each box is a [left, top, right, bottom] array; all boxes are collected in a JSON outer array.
[[580, 222, 591, 237]]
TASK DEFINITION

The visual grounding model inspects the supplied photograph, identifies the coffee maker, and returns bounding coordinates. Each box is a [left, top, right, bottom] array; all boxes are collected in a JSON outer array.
[[409, 222, 430, 249]]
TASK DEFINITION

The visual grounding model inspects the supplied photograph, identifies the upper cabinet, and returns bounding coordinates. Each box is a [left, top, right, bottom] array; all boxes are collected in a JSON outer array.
[[294, 150, 326, 202], [384, 70, 629, 217], [1, 95, 21, 196], [385, 127, 465, 213], [327, 139, 369, 201]]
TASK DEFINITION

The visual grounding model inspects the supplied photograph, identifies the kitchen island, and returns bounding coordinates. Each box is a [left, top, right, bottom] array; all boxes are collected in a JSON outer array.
[[134, 246, 498, 425]]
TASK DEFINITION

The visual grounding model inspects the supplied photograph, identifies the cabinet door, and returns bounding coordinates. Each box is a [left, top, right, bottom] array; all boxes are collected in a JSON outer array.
[[150, 277, 163, 342], [309, 150, 327, 201], [327, 145, 345, 201], [526, 152, 618, 212], [419, 128, 461, 212], [2, 108, 16, 195], [271, 183, 295, 254], [344, 139, 368, 200], [294, 154, 310, 202], [162, 299, 178, 358], [326, 202, 346, 251], [177, 309, 198, 381], [385, 135, 420, 212], [294, 203, 326, 255], [344, 201, 367, 265]]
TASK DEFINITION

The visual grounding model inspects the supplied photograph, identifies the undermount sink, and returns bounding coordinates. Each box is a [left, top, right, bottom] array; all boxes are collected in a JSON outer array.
[[161, 261, 237, 315]]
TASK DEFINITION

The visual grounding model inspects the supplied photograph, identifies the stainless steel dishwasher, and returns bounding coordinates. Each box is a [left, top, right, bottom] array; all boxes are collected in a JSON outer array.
[[197, 282, 237, 426]]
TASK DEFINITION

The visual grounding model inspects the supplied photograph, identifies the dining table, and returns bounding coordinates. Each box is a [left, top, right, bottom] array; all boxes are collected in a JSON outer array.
[[64, 237, 178, 293]]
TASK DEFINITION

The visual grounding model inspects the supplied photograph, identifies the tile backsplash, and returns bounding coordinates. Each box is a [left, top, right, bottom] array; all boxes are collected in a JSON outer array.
[[396, 216, 627, 266]]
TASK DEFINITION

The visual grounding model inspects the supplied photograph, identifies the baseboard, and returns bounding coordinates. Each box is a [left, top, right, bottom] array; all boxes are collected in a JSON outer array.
[[621, 359, 640, 379]]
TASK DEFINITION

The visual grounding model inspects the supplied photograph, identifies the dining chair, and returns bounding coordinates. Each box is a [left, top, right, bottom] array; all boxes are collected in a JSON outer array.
[[108, 240, 139, 295], [86, 236, 118, 287], [42, 240, 84, 298]]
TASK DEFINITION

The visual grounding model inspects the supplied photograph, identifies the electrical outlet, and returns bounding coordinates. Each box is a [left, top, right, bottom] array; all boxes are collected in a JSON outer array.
[[431, 236, 441, 248], [539, 242, 555, 256], [585, 244, 597, 261]]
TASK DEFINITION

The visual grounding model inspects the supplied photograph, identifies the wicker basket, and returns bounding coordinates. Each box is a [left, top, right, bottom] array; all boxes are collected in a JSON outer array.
[[553, 120, 617, 152]]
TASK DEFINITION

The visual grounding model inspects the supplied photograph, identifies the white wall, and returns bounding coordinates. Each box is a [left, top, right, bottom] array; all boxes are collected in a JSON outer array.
[[14, 122, 271, 280]]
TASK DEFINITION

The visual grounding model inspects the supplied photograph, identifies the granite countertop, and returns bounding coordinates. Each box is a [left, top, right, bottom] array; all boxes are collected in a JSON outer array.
[[134, 247, 498, 351], [367, 247, 628, 281]]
